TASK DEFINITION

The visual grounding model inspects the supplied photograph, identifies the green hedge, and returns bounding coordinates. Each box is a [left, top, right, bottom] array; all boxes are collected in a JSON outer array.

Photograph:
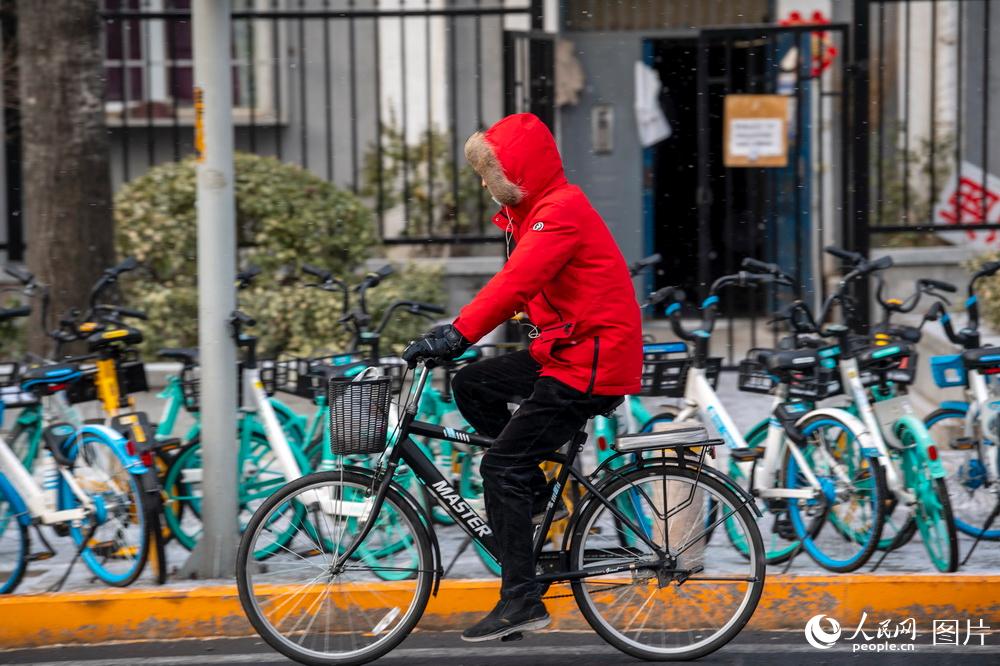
[[114, 153, 444, 356]]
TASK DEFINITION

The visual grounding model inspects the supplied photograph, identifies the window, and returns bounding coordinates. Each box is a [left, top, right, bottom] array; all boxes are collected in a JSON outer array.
[[102, 0, 274, 125]]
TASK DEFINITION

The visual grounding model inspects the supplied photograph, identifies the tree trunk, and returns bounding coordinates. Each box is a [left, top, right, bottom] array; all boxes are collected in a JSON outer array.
[[18, 0, 114, 354]]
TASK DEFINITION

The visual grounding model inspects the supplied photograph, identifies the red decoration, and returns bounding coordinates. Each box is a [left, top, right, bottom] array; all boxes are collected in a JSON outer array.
[[779, 10, 839, 77]]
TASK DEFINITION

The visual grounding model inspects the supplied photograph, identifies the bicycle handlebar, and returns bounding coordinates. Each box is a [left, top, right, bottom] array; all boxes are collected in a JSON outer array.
[[628, 253, 662, 277], [94, 304, 148, 321], [650, 271, 790, 343], [4, 265, 33, 286]]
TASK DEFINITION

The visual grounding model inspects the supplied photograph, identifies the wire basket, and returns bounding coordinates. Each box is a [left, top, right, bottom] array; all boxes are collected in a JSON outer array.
[[179, 363, 271, 412], [737, 358, 775, 394], [328, 376, 393, 455], [0, 362, 36, 407], [65, 350, 149, 405], [640, 342, 720, 397]]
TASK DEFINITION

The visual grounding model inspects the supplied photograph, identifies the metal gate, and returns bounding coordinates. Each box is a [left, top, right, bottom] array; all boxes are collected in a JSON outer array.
[[503, 30, 555, 130], [693, 22, 852, 360]]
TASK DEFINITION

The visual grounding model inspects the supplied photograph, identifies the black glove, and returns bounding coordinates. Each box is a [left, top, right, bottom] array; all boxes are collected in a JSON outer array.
[[402, 324, 471, 364]]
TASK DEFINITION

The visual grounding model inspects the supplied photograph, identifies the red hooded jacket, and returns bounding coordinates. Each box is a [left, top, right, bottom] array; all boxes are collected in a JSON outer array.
[[453, 113, 642, 396]]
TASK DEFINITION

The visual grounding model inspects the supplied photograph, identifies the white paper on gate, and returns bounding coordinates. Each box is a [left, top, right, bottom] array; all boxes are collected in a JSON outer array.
[[932, 160, 1000, 250], [634, 61, 672, 148]]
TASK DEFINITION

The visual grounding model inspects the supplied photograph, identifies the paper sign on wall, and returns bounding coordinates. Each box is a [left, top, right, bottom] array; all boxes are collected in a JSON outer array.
[[723, 95, 789, 168]]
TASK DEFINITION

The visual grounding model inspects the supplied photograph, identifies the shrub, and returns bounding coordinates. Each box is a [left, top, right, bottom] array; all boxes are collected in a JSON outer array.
[[114, 153, 444, 356]]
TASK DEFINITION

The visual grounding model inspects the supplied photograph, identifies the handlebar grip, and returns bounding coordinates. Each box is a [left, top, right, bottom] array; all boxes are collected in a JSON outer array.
[[919, 278, 957, 293], [413, 302, 446, 315], [376, 264, 394, 279], [975, 260, 1000, 279], [646, 285, 684, 307], [0, 306, 31, 319], [111, 256, 139, 275], [4, 265, 33, 285], [741, 258, 776, 274], [237, 266, 262, 282], [115, 306, 148, 320], [628, 253, 662, 276], [867, 255, 894, 272], [825, 245, 864, 264], [302, 264, 332, 282], [231, 310, 256, 327]]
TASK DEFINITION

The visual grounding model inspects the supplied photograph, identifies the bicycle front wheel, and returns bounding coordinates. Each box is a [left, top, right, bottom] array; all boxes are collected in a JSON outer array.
[[570, 464, 764, 661], [238, 470, 433, 666], [63, 432, 150, 586], [783, 414, 887, 573]]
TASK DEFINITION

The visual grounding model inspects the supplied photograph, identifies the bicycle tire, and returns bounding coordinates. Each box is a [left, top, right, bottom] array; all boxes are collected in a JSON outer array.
[[924, 407, 1000, 540], [783, 413, 888, 573], [0, 480, 28, 594], [62, 432, 151, 587], [570, 463, 764, 661], [237, 470, 433, 666]]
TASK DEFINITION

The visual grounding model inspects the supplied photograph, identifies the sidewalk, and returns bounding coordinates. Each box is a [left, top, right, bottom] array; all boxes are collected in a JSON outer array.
[[1, 575, 998, 648]]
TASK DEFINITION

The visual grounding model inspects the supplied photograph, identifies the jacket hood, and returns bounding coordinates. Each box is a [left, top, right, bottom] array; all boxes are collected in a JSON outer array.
[[464, 113, 567, 219]]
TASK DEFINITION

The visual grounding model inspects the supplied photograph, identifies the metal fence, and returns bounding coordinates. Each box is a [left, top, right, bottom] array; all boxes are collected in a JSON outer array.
[[95, 0, 538, 245], [864, 0, 999, 244]]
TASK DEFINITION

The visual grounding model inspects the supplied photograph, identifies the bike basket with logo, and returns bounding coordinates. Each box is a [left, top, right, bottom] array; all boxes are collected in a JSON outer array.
[[328, 376, 393, 455], [640, 342, 720, 397], [930, 354, 967, 388]]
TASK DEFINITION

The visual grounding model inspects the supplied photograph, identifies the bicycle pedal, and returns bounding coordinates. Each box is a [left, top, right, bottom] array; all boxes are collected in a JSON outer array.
[[27, 551, 55, 562], [730, 447, 764, 462], [951, 437, 977, 451], [500, 632, 524, 642], [774, 514, 796, 540]]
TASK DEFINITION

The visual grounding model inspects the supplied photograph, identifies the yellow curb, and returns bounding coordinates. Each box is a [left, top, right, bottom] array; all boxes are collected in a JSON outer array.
[[0, 575, 997, 648]]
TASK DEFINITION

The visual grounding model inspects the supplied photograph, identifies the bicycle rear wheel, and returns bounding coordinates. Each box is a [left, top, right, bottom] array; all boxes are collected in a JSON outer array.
[[0, 479, 28, 594], [570, 464, 764, 661], [238, 470, 433, 666]]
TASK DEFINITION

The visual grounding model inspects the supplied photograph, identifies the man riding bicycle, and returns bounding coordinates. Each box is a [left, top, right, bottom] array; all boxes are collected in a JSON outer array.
[[403, 112, 642, 642]]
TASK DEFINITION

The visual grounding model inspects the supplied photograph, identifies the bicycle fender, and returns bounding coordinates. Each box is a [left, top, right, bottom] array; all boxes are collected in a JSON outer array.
[[894, 414, 947, 479], [795, 407, 883, 462], [0, 472, 30, 526], [77, 424, 150, 475], [341, 464, 444, 596], [939, 400, 969, 414]]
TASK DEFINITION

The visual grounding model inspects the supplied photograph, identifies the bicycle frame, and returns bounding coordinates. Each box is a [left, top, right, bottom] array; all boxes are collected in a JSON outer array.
[[835, 357, 910, 501], [674, 366, 863, 502], [959, 370, 1000, 487], [328, 366, 744, 584]]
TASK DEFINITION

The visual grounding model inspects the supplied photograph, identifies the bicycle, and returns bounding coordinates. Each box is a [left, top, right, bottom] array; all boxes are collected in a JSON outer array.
[[0, 310, 152, 593], [654, 265, 888, 572], [923, 259, 1000, 548], [743, 249, 958, 572], [237, 358, 765, 664]]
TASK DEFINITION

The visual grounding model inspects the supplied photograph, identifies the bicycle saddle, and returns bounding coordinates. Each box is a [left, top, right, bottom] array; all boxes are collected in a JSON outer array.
[[157, 348, 199, 365], [753, 348, 820, 372], [20, 363, 84, 391], [961, 346, 1000, 371]]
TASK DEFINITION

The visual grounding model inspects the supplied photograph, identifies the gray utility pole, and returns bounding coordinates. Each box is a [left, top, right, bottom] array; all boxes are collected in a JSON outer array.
[[180, 0, 239, 579]]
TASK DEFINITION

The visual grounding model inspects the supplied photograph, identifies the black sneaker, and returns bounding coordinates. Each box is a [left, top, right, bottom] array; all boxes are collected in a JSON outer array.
[[461, 598, 551, 642], [531, 480, 568, 524]]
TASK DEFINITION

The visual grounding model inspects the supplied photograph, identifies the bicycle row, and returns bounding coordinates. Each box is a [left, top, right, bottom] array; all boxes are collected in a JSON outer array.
[[2, 246, 1000, 600]]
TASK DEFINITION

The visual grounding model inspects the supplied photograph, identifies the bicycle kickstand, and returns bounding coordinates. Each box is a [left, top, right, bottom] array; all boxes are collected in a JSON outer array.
[[47, 520, 99, 593], [444, 533, 474, 578], [961, 497, 1000, 566]]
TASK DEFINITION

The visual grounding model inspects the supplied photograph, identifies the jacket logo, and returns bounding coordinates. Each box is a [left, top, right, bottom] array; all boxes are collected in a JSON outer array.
[[532, 222, 544, 231]]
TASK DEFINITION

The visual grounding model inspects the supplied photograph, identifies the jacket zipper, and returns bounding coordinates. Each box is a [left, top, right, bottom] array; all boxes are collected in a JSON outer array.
[[586, 336, 600, 396], [540, 289, 564, 322]]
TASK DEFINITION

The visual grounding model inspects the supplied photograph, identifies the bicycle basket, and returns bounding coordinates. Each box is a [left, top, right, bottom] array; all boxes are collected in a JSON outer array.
[[931, 354, 966, 388], [328, 376, 393, 455], [640, 342, 720, 397], [737, 357, 775, 394]]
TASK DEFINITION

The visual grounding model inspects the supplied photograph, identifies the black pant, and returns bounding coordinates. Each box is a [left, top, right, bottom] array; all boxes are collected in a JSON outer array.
[[451, 351, 621, 601]]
